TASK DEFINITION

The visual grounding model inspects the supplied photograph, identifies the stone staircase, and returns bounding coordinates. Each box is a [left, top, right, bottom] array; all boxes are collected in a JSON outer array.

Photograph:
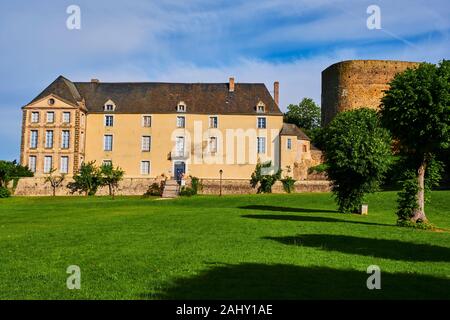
[[161, 180, 179, 198]]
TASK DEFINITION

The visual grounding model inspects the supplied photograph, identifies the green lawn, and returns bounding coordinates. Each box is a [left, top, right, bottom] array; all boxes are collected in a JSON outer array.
[[1, 191, 450, 300]]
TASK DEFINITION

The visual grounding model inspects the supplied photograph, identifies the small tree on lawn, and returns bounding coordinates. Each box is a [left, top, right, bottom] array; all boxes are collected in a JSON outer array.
[[44, 168, 65, 196], [100, 163, 124, 199], [380, 60, 450, 225], [250, 160, 282, 193], [322, 108, 392, 213], [67, 161, 102, 196], [0, 160, 33, 197]]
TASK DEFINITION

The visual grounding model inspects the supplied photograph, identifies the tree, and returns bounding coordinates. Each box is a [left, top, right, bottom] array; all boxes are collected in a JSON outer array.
[[250, 160, 282, 193], [100, 163, 124, 199], [44, 168, 65, 196], [284, 98, 321, 135], [322, 109, 392, 213], [380, 60, 450, 224], [67, 161, 102, 196], [0, 160, 33, 188]]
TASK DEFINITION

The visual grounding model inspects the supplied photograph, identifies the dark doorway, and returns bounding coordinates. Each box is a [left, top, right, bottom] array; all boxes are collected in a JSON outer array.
[[174, 162, 186, 184]]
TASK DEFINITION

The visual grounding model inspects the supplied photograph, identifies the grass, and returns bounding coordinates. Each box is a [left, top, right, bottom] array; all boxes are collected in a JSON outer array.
[[0, 191, 449, 300]]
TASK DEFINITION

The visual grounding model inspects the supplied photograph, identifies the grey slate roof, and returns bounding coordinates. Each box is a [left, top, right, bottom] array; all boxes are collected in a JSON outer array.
[[280, 123, 311, 141], [28, 76, 282, 115]]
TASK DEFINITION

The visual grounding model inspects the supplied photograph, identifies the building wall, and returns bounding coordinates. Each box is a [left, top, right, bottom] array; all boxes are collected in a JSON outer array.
[[84, 113, 284, 179], [321, 60, 419, 126]]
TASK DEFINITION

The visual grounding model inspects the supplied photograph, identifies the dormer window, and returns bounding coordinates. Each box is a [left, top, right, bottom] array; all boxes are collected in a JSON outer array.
[[256, 101, 266, 113], [103, 99, 116, 112], [177, 101, 186, 113]]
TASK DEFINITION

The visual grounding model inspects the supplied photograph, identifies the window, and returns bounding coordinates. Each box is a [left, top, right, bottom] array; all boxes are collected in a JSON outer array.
[[209, 116, 218, 128], [62, 112, 71, 123], [177, 116, 185, 128], [287, 138, 292, 150], [141, 161, 150, 175], [31, 112, 39, 123], [177, 102, 186, 112], [303, 145, 307, 153], [30, 130, 38, 148], [45, 130, 54, 148], [61, 130, 70, 149], [46, 112, 55, 123], [104, 135, 113, 151], [28, 156, 36, 173], [102, 160, 112, 166], [257, 117, 266, 129], [105, 115, 114, 127], [48, 98, 55, 105], [209, 137, 217, 153], [175, 136, 185, 156], [257, 137, 266, 154], [257, 103, 265, 113], [60, 156, 69, 174], [142, 116, 152, 127], [142, 136, 151, 152], [44, 156, 52, 173]]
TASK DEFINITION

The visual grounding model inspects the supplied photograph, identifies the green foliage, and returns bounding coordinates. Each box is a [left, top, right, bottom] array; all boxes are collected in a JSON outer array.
[[381, 60, 450, 222], [179, 176, 202, 197], [322, 109, 393, 213], [396, 171, 419, 222], [250, 161, 282, 193], [308, 163, 329, 174], [281, 177, 296, 193], [100, 164, 125, 198], [0, 160, 33, 188], [44, 168, 65, 196], [144, 182, 165, 197], [67, 161, 103, 196], [284, 98, 321, 132], [0, 186, 11, 198]]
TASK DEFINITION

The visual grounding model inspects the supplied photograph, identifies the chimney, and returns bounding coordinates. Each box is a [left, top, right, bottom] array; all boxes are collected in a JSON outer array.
[[91, 78, 99, 83], [229, 77, 235, 92], [274, 81, 279, 106]]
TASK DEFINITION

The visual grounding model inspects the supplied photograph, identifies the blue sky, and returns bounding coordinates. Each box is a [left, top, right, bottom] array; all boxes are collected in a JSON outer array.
[[0, 0, 449, 160]]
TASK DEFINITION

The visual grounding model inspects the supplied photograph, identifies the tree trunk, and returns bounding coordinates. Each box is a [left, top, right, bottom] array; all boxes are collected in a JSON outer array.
[[411, 162, 427, 223], [52, 187, 56, 197]]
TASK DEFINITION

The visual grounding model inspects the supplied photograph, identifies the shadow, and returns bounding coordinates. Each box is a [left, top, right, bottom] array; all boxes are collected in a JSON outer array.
[[239, 205, 338, 214], [242, 214, 391, 227], [265, 234, 450, 262], [147, 263, 450, 299]]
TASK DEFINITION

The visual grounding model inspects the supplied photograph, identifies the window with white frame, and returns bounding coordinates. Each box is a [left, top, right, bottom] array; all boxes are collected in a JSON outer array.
[[257, 117, 266, 129], [45, 130, 54, 148], [142, 136, 151, 152], [257, 103, 265, 113], [141, 161, 150, 175], [104, 115, 114, 127], [177, 102, 186, 112], [209, 116, 218, 128], [102, 160, 112, 166], [104, 135, 113, 151], [30, 130, 38, 148], [142, 115, 152, 127], [287, 138, 292, 150], [44, 156, 52, 173], [60, 156, 69, 174], [209, 137, 217, 153], [62, 112, 71, 123], [61, 130, 70, 149], [257, 137, 266, 154], [28, 156, 36, 173], [46, 111, 55, 123], [177, 116, 185, 128], [31, 112, 39, 123], [175, 136, 185, 156], [103, 100, 116, 112]]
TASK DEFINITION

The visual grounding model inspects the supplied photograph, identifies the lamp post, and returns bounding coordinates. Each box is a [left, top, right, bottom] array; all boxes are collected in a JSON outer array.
[[219, 169, 223, 196]]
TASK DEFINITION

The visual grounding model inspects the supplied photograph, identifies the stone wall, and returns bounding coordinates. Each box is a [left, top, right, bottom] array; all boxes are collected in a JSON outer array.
[[321, 60, 419, 125]]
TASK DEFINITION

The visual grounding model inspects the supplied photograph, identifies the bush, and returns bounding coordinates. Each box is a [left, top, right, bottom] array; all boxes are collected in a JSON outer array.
[[0, 186, 11, 198], [308, 163, 329, 174], [179, 186, 196, 197], [281, 177, 296, 193], [67, 161, 102, 196], [144, 182, 165, 197], [250, 161, 282, 193]]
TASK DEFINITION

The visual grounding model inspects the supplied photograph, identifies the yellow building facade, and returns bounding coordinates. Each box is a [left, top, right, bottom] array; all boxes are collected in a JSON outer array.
[[21, 76, 315, 181]]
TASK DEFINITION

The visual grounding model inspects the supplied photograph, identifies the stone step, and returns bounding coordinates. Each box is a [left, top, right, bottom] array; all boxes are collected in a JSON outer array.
[[161, 180, 179, 198]]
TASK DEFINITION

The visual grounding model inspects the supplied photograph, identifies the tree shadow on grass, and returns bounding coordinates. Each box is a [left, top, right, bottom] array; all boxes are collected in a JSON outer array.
[[148, 263, 450, 299], [239, 205, 338, 214], [265, 234, 450, 262]]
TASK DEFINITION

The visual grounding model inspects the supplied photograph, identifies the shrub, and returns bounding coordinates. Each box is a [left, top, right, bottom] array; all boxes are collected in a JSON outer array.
[[308, 163, 329, 175], [144, 182, 165, 197], [190, 176, 202, 194], [179, 186, 196, 197], [250, 161, 282, 193], [0, 186, 11, 198], [179, 176, 202, 197], [67, 161, 102, 196], [281, 176, 296, 193]]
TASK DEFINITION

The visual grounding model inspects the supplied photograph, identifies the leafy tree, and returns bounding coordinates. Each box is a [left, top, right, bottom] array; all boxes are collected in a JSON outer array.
[[380, 60, 450, 224], [44, 168, 65, 196], [0, 160, 33, 188], [322, 109, 392, 213], [100, 163, 124, 199], [250, 160, 282, 193], [284, 98, 321, 136], [67, 161, 102, 196]]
